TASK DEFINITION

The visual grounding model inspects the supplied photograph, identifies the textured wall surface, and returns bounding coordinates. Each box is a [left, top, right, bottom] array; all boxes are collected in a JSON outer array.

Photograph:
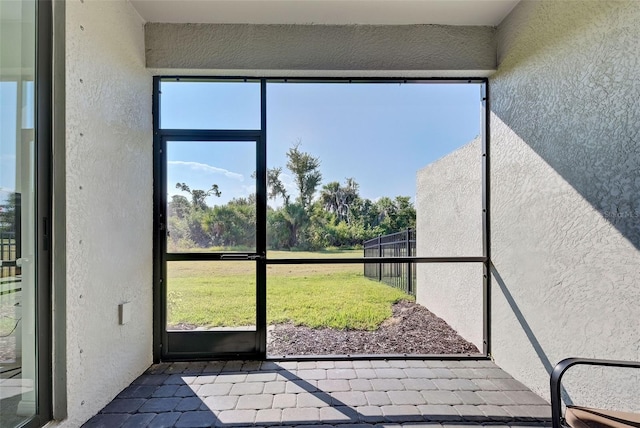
[[145, 23, 496, 74], [60, 0, 153, 426], [490, 0, 640, 411], [416, 138, 484, 350]]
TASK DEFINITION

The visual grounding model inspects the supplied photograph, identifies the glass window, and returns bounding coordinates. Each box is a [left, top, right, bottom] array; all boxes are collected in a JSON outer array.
[[160, 80, 261, 130], [0, 0, 40, 426]]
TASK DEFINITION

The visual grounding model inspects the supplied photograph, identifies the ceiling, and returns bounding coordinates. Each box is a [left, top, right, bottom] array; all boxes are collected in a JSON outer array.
[[130, 0, 520, 26]]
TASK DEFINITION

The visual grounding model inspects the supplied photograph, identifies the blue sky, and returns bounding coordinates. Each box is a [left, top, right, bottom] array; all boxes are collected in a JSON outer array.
[[161, 81, 481, 207], [1, 81, 33, 202]]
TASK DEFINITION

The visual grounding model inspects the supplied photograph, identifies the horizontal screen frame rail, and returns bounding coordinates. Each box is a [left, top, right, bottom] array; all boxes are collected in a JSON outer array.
[[166, 254, 486, 263], [267, 256, 486, 264]]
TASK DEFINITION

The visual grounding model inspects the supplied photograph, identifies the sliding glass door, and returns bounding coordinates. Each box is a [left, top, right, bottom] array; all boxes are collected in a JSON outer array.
[[0, 0, 51, 426]]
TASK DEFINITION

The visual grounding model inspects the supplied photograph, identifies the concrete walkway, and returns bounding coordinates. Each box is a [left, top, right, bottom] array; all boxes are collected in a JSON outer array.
[[82, 360, 551, 428]]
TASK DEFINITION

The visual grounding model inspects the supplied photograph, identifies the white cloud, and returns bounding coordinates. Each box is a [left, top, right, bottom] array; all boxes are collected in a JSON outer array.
[[168, 161, 244, 181]]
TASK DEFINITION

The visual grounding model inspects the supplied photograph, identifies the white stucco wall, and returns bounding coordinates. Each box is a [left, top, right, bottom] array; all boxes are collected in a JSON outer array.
[[59, 0, 153, 425], [490, 0, 640, 411], [145, 23, 496, 76], [415, 138, 484, 351]]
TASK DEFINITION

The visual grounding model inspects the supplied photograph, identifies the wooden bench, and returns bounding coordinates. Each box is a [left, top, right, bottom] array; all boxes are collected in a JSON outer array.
[[551, 358, 640, 428]]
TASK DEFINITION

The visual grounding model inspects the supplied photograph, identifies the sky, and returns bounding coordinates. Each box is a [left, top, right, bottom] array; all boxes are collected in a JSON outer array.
[[161, 80, 482, 207], [1, 81, 34, 203]]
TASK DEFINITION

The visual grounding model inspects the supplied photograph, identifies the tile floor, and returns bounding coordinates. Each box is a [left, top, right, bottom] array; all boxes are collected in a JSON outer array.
[[82, 360, 551, 428]]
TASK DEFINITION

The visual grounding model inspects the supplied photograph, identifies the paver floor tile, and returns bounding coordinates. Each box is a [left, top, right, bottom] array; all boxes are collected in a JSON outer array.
[[246, 372, 279, 382], [401, 379, 437, 391], [504, 391, 549, 405], [318, 379, 351, 392], [255, 408, 283, 424], [421, 391, 463, 406], [282, 406, 320, 423], [117, 385, 156, 399], [350, 379, 374, 391], [230, 382, 265, 395], [264, 380, 287, 394], [473, 379, 500, 391], [133, 375, 169, 386], [319, 406, 359, 423], [214, 374, 247, 383], [82, 413, 130, 428], [365, 391, 392, 406], [298, 369, 328, 380], [237, 394, 273, 410], [174, 385, 197, 397], [331, 391, 368, 406], [175, 396, 206, 412], [327, 369, 358, 379], [137, 397, 182, 413], [375, 368, 407, 379], [101, 398, 146, 414], [203, 395, 239, 411], [216, 409, 257, 426], [147, 412, 181, 428], [477, 405, 512, 421], [356, 405, 385, 423], [452, 404, 485, 419], [476, 392, 516, 406], [175, 410, 217, 427], [121, 413, 156, 428], [388, 390, 425, 406], [381, 405, 422, 422], [297, 392, 332, 407], [417, 404, 461, 421], [286, 380, 318, 393], [431, 369, 456, 379], [356, 369, 378, 379], [491, 379, 529, 391], [432, 379, 478, 391], [198, 383, 233, 397], [82, 360, 551, 428], [453, 391, 485, 406], [297, 361, 319, 369], [370, 379, 405, 391], [403, 369, 437, 379], [273, 393, 298, 409]]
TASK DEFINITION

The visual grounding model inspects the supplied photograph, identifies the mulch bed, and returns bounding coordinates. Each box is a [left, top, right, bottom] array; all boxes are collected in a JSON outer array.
[[267, 300, 480, 356]]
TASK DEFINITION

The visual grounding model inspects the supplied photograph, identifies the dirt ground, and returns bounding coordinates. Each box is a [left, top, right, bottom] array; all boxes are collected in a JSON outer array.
[[268, 300, 480, 356]]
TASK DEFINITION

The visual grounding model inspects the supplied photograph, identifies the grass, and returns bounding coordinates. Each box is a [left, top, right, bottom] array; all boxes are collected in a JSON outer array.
[[167, 249, 413, 330]]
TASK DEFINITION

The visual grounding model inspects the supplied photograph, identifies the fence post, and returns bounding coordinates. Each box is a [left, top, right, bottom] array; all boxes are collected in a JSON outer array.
[[378, 235, 382, 282], [406, 228, 412, 295]]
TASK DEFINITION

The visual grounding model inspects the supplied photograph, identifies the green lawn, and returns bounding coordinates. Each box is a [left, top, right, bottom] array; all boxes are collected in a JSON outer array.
[[167, 249, 413, 331]]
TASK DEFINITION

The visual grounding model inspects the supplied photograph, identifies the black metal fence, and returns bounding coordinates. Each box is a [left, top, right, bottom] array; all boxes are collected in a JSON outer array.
[[364, 228, 416, 296], [1, 231, 18, 279]]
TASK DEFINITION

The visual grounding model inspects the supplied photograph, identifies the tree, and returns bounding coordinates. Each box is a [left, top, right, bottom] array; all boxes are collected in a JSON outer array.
[[175, 182, 221, 210], [0, 193, 19, 234], [320, 178, 359, 224], [203, 198, 256, 248], [168, 194, 190, 219], [286, 142, 322, 210], [265, 142, 323, 249], [266, 167, 289, 205]]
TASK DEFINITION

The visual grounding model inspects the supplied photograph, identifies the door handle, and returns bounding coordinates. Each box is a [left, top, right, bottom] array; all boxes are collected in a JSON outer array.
[[220, 254, 264, 261]]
